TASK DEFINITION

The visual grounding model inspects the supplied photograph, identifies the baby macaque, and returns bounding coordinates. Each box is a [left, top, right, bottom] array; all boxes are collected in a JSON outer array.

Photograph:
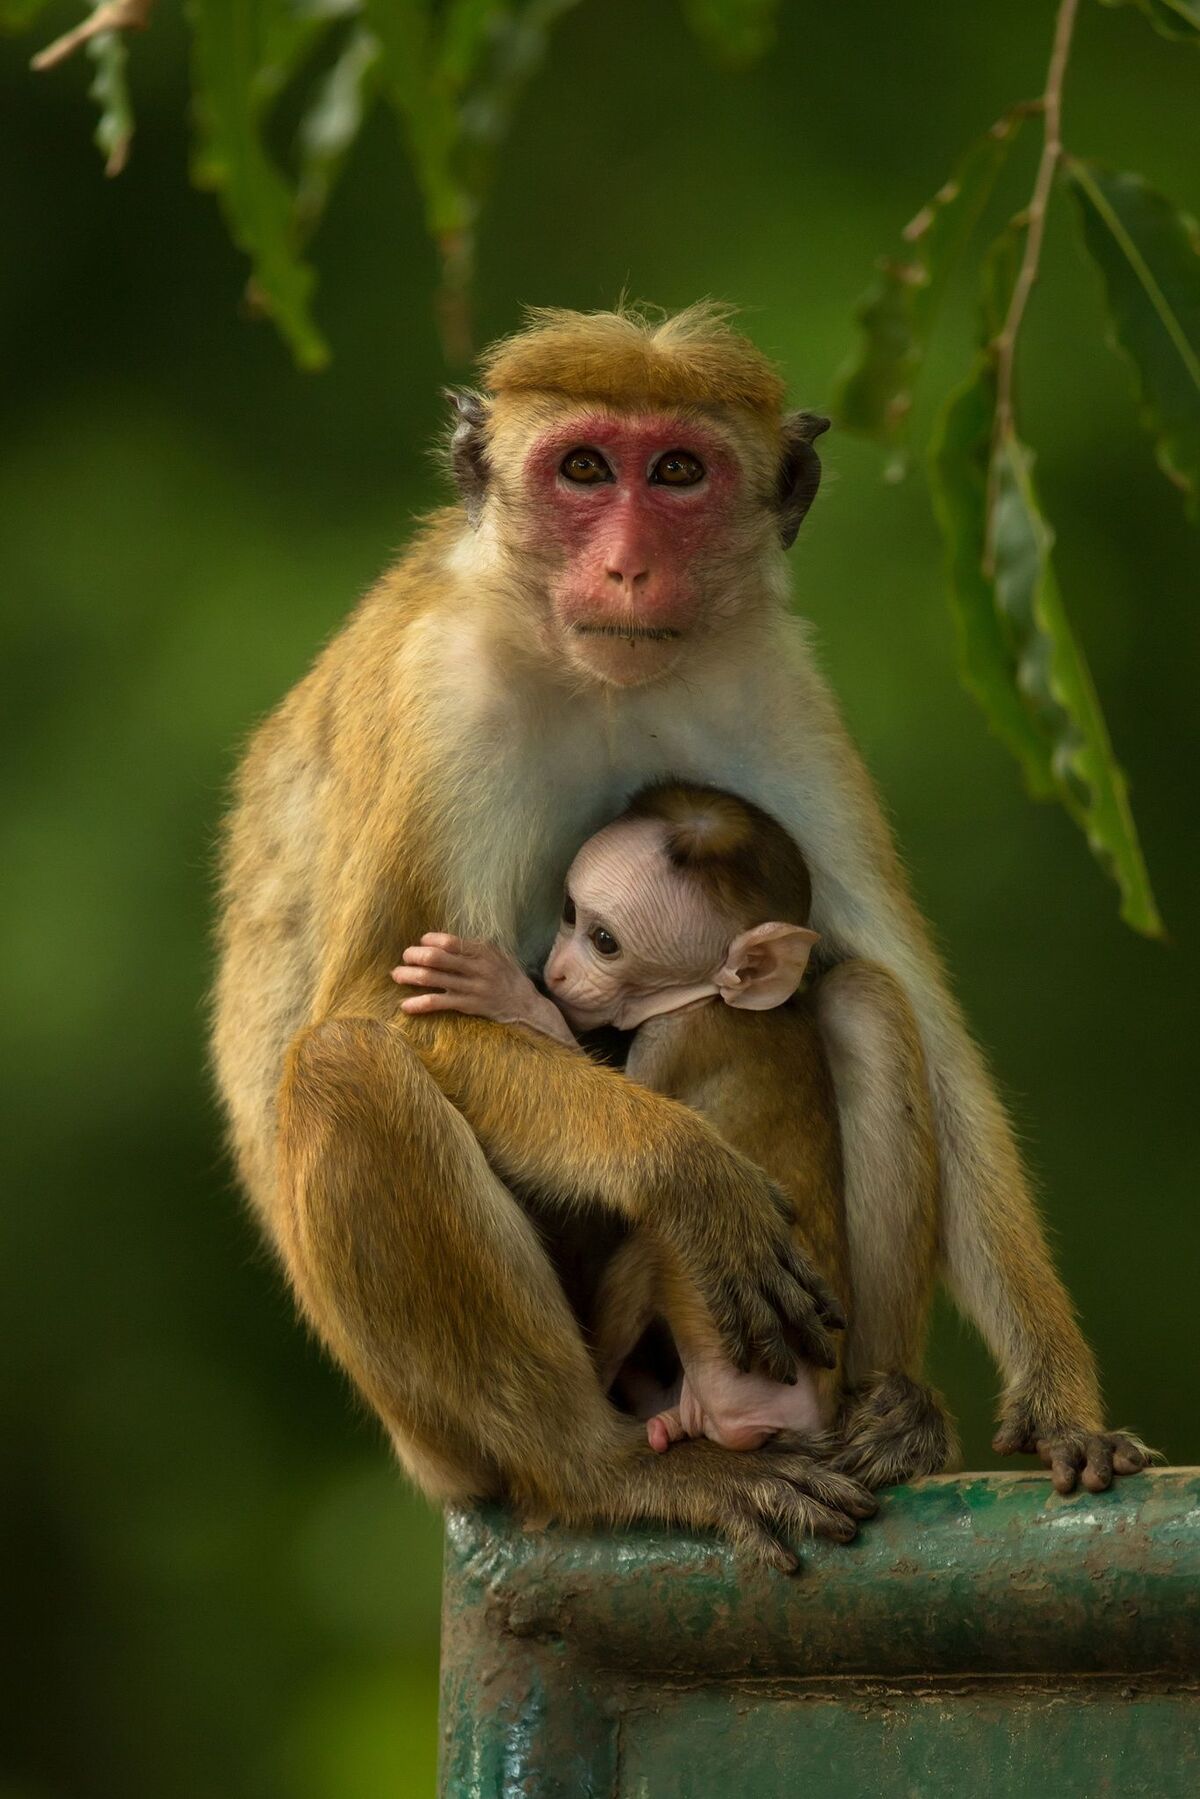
[[392, 780, 849, 1457]]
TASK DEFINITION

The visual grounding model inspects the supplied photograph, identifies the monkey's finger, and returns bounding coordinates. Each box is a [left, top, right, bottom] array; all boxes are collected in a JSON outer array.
[[391, 964, 470, 990], [1080, 1437, 1114, 1493], [399, 993, 479, 1016], [647, 1409, 686, 1455], [992, 1419, 1035, 1457], [763, 1487, 859, 1546], [1039, 1440, 1082, 1494], [399, 944, 474, 972], [1111, 1433, 1156, 1475], [419, 932, 467, 953], [777, 1249, 846, 1330], [751, 1329, 801, 1388], [766, 1273, 836, 1368], [721, 1508, 798, 1574]]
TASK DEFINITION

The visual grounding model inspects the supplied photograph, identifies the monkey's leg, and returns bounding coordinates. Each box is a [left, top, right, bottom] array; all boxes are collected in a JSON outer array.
[[815, 962, 955, 1485], [279, 1015, 876, 1567]]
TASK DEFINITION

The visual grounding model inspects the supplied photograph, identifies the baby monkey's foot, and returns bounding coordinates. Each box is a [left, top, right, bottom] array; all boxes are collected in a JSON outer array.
[[648, 1355, 827, 1454]]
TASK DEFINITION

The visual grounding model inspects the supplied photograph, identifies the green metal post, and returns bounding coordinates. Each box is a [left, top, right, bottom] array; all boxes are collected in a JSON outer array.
[[439, 1470, 1200, 1797]]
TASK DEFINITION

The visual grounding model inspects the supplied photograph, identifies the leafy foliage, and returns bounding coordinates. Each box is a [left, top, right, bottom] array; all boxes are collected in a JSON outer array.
[[12, 0, 1194, 930], [930, 228, 1162, 936], [1069, 161, 1200, 522], [87, 25, 133, 174], [834, 109, 1029, 470], [188, 0, 331, 369], [835, 0, 1194, 934]]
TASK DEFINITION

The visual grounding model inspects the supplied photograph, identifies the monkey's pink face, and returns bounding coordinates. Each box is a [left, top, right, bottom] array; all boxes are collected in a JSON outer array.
[[541, 819, 731, 1029], [520, 412, 756, 687]]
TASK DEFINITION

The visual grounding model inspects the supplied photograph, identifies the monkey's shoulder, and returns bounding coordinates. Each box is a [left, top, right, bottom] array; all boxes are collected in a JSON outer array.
[[627, 995, 831, 1113]]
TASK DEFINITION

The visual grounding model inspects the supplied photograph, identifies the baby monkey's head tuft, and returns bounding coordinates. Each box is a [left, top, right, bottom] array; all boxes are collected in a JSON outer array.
[[624, 780, 814, 932]]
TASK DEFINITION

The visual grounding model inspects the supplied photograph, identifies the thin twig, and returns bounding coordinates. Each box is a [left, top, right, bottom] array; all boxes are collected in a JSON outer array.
[[983, 0, 1079, 576], [31, 0, 155, 73]]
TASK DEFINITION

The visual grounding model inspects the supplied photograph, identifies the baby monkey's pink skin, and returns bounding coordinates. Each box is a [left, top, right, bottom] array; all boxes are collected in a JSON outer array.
[[392, 814, 826, 1458]]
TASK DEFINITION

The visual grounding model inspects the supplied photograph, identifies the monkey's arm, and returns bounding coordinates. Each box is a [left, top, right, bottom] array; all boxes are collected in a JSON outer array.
[[787, 677, 1152, 1492], [399, 1005, 841, 1382], [392, 933, 579, 1048]]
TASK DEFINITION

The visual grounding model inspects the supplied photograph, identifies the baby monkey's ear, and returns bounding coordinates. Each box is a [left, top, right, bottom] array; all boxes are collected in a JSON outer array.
[[716, 923, 820, 1011]]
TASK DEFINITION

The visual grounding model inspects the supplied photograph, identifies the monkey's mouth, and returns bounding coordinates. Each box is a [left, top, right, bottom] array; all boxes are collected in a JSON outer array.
[[572, 624, 682, 643]]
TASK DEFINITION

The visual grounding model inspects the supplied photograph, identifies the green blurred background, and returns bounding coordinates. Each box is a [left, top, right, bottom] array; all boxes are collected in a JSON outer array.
[[2, 3, 1197, 1794]]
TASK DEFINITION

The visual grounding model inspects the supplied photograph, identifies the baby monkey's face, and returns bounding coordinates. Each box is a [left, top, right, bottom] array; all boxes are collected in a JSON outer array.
[[542, 817, 817, 1032]]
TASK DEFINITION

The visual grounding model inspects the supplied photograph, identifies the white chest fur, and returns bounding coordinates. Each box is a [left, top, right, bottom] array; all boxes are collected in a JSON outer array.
[[427, 613, 830, 966]]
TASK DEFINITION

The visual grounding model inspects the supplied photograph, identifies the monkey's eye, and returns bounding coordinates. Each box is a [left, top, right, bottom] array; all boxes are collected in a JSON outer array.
[[650, 450, 705, 487], [589, 926, 620, 958], [560, 448, 613, 485], [562, 892, 577, 926]]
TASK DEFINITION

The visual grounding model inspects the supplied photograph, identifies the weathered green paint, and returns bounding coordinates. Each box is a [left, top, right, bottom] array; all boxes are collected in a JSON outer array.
[[438, 1471, 1200, 1796]]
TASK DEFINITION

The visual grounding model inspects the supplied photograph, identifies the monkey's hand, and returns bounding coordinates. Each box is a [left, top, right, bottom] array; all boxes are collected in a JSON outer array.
[[391, 934, 578, 1048], [659, 1159, 845, 1384], [992, 1403, 1159, 1495]]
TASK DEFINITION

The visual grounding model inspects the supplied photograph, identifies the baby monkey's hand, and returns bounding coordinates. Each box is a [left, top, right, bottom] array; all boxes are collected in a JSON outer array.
[[392, 934, 578, 1047]]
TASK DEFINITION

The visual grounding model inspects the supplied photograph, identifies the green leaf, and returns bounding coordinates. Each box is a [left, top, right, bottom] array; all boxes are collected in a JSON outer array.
[[1097, 0, 1200, 45], [295, 24, 382, 233], [994, 436, 1163, 936], [681, 0, 780, 65], [930, 228, 1163, 938], [1068, 160, 1200, 523], [366, 0, 581, 359], [188, 0, 329, 369], [834, 108, 1029, 463], [930, 363, 1057, 802], [87, 28, 134, 176]]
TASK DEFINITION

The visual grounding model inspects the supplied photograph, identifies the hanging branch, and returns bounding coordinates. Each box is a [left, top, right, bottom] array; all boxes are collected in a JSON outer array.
[[31, 0, 154, 72], [983, 0, 1080, 574]]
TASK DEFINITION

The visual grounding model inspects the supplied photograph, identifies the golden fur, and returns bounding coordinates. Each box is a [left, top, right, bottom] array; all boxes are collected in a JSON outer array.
[[481, 300, 788, 421], [212, 305, 1151, 1567]]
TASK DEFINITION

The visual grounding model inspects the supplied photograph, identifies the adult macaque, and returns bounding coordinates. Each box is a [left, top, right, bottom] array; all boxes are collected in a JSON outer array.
[[214, 304, 1149, 1572], [393, 777, 952, 1498]]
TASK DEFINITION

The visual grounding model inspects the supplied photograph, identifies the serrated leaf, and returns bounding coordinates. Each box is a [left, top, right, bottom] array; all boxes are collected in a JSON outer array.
[[87, 28, 133, 175], [1097, 0, 1200, 45], [681, 0, 779, 65], [295, 24, 381, 232], [930, 364, 1057, 801], [994, 436, 1162, 935], [834, 109, 1029, 458], [366, 0, 580, 358], [1068, 160, 1200, 522], [188, 0, 328, 369], [931, 302, 1162, 939]]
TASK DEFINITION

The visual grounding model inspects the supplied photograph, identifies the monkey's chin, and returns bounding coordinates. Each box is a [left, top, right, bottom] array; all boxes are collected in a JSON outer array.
[[563, 625, 687, 689]]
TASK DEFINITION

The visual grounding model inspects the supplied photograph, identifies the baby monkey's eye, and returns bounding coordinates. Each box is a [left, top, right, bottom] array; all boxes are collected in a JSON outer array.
[[590, 926, 620, 958], [561, 447, 613, 484], [562, 892, 576, 926], [650, 450, 705, 487]]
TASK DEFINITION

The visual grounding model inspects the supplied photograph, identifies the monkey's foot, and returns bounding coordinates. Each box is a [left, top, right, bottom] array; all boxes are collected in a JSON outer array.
[[830, 1373, 956, 1490], [646, 1358, 827, 1455], [607, 1432, 877, 1573], [993, 1410, 1160, 1494]]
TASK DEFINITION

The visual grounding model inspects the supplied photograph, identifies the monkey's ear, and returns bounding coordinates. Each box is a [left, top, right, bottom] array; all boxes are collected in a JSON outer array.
[[776, 411, 830, 549], [716, 922, 820, 1010], [444, 387, 491, 526]]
